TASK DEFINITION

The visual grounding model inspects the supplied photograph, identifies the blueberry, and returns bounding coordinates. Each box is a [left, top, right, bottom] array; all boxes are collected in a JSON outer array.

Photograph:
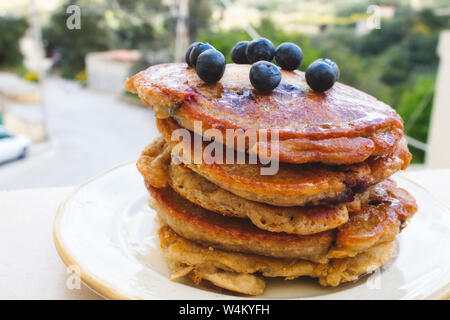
[[196, 49, 226, 83], [246, 38, 275, 63], [185, 42, 202, 67], [319, 58, 339, 80], [189, 42, 214, 67], [305, 59, 337, 92], [231, 41, 250, 64], [249, 61, 281, 93], [274, 42, 303, 71]]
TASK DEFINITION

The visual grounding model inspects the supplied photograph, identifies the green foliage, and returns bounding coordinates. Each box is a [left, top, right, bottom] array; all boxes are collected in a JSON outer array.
[[107, 0, 167, 50], [397, 75, 435, 163], [59, 66, 78, 79], [198, 17, 321, 66], [255, 18, 323, 69], [43, 3, 109, 73], [188, 0, 215, 41], [41, 0, 216, 75], [198, 30, 252, 63], [162, 0, 216, 43], [380, 45, 410, 85], [406, 31, 439, 67], [113, 19, 155, 50], [0, 16, 28, 68]]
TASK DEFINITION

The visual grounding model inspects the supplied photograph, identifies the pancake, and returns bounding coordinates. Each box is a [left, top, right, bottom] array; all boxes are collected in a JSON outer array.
[[154, 119, 411, 207], [137, 136, 172, 188], [328, 180, 417, 259], [138, 140, 373, 235], [167, 163, 376, 235], [149, 184, 333, 263], [159, 225, 395, 295], [147, 181, 417, 263], [125, 63, 404, 165]]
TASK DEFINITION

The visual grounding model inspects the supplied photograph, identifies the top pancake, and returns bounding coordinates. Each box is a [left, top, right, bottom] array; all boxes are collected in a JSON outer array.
[[125, 63, 404, 165]]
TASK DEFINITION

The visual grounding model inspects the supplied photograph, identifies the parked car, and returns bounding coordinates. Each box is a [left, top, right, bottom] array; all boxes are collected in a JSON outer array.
[[0, 126, 30, 164]]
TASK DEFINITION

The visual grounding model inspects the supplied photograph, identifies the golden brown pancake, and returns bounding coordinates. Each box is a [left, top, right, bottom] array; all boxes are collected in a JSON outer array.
[[149, 184, 333, 263], [147, 181, 417, 263], [137, 139, 373, 235], [159, 225, 395, 295], [329, 181, 418, 259], [154, 119, 411, 207], [125, 63, 404, 165], [136, 136, 172, 188], [167, 163, 372, 235]]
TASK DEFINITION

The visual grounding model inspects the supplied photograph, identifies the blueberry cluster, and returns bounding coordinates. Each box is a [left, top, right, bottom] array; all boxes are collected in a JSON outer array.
[[185, 42, 226, 83], [185, 38, 339, 93]]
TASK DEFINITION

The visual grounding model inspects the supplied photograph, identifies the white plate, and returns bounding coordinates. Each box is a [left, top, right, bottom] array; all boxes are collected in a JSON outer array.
[[53, 162, 450, 300]]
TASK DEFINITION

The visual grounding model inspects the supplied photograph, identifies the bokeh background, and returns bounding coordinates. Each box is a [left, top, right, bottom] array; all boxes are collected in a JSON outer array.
[[0, 0, 449, 188]]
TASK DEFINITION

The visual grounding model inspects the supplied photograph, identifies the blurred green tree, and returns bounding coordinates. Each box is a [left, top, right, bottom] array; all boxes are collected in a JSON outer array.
[[42, 0, 217, 75], [0, 16, 28, 68], [43, 1, 109, 74], [397, 75, 435, 163], [108, 0, 167, 50], [198, 17, 321, 66], [188, 0, 215, 41]]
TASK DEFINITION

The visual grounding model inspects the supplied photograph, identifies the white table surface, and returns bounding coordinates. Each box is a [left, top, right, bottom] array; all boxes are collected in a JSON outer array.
[[1, 168, 449, 300]]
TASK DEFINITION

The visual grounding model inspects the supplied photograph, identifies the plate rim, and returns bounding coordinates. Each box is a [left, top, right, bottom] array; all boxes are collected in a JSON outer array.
[[53, 161, 139, 300], [53, 161, 450, 300]]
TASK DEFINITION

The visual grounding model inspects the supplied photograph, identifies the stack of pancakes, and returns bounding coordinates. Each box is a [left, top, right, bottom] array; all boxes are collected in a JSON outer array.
[[125, 63, 418, 295]]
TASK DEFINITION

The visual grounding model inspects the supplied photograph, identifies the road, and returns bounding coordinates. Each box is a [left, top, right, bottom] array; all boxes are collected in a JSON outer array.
[[0, 77, 159, 189]]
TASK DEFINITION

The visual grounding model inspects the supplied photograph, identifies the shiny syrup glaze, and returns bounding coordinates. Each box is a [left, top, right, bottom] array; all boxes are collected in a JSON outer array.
[[126, 63, 403, 140]]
